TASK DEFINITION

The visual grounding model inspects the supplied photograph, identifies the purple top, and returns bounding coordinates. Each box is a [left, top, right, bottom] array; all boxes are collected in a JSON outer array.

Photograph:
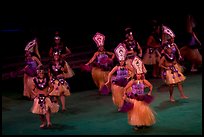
[[116, 68, 128, 79], [132, 81, 145, 95], [97, 53, 109, 65]]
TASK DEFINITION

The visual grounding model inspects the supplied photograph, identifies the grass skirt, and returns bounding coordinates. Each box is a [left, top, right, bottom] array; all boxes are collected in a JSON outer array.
[[31, 97, 59, 115]]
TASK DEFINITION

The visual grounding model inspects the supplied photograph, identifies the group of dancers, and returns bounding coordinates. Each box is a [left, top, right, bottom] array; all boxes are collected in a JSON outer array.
[[23, 33, 74, 128], [21, 15, 201, 130]]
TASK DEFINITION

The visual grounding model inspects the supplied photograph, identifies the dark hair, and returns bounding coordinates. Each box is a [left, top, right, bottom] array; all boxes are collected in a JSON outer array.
[[133, 73, 145, 80]]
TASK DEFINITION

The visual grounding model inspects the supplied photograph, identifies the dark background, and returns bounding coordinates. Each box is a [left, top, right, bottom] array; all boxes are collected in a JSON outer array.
[[1, 1, 203, 92], [1, 1, 203, 58]]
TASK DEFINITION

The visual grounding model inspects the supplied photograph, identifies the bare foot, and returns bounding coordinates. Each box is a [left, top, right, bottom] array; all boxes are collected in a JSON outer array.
[[62, 108, 66, 112], [134, 126, 139, 131], [180, 96, 189, 99], [40, 123, 46, 128], [170, 97, 175, 102], [47, 123, 52, 127]]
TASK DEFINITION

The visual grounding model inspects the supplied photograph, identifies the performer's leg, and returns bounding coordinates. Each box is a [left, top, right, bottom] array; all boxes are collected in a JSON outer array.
[[39, 114, 46, 128], [177, 82, 189, 99], [169, 85, 175, 102], [60, 95, 66, 111], [46, 111, 52, 127]]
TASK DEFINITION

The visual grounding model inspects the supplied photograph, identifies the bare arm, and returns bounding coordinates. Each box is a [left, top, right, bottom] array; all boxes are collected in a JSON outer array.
[[106, 51, 115, 60], [174, 43, 182, 58], [124, 80, 134, 94], [32, 56, 42, 66], [192, 32, 201, 46], [31, 79, 37, 97], [159, 56, 168, 69], [47, 81, 54, 95], [85, 52, 98, 65], [61, 47, 72, 58], [143, 79, 153, 95], [105, 66, 118, 85], [137, 42, 143, 57]]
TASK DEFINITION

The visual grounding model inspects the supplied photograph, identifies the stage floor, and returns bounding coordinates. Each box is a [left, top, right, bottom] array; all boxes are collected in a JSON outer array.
[[2, 72, 202, 135]]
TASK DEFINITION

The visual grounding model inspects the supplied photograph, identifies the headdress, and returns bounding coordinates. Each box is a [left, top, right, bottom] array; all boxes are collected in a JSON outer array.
[[93, 32, 105, 47], [162, 25, 175, 39], [132, 56, 147, 74], [25, 38, 41, 59], [114, 43, 127, 61], [25, 39, 37, 52]]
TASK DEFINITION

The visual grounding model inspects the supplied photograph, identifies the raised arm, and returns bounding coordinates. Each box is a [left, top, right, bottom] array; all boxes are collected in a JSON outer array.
[[32, 56, 42, 67]]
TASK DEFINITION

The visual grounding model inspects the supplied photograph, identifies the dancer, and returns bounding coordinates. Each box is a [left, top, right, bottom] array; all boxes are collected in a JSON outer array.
[[123, 73, 156, 130], [143, 21, 162, 78], [160, 25, 184, 77], [123, 28, 143, 73], [123, 27, 143, 58], [159, 44, 189, 102], [31, 65, 59, 128], [105, 43, 133, 111], [161, 25, 182, 60], [48, 49, 74, 111], [180, 15, 202, 72], [84, 32, 115, 95], [23, 39, 42, 100], [49, 31, 71, 59]]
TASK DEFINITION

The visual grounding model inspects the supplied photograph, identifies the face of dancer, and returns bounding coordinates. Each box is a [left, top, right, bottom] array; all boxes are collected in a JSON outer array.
[[128, 34, 134, 40], [54, 38, 61, 44], [25, 51, 32, 59], [38, 71, 44, 79], [136, 73, 142, 80], [119, 60, 125, 66], [98, 46, 104, 52]]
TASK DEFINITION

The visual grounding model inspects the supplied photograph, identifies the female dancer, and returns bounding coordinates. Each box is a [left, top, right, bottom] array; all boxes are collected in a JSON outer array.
[[160, 26, 184, 78], [31, 65, 59, 128], [105, 43, 133, 111], [48, 49, 74, 111], [84, 32, 115, 95], [23, 39, 42, 100], [123, 73, 156, 130], [143, 23, 162, 78], [159, 44, 189, 102], [49, 31, 71, 59], [122, 28, 143, 72], [180, 15, 202, 72]]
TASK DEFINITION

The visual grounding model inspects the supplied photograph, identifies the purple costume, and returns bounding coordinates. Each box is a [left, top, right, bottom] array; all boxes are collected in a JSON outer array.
[[120, 81, 153, 112], [25, 59, 38, 77], [112, 67, 129, 87]]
